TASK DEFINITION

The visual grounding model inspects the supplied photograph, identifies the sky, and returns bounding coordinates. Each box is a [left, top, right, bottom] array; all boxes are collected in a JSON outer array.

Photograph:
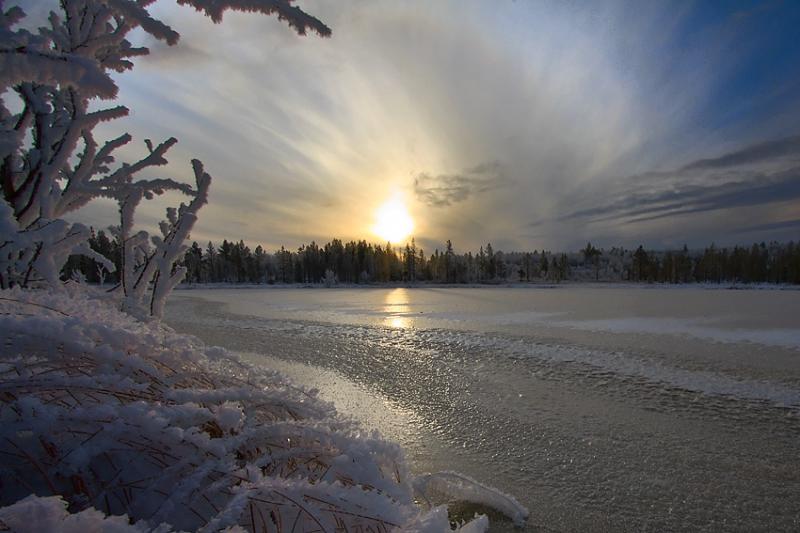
[[17, 0, 800, 252]]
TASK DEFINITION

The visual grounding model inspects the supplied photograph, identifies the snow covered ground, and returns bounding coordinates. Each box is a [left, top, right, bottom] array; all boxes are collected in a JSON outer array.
[[0, 287, 527, 532]]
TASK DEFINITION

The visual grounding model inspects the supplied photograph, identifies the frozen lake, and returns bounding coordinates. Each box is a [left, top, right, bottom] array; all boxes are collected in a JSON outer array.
[[165, 286, 800, 531]]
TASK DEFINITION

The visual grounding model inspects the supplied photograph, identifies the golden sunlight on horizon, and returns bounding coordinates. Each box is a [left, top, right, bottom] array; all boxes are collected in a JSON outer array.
[[372, 194, 414, 244]]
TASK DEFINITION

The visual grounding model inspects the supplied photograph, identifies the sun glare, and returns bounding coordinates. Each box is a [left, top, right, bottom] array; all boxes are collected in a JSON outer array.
[[372, 195, 414, 243]]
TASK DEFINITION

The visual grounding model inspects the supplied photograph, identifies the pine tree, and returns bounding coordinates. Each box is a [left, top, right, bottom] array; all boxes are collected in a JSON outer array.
[[445, 240, 455, 283], [582, 242, 601, 280]]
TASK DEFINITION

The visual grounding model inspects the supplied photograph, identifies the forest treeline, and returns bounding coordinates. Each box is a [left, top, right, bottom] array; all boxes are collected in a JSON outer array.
[[63, 232, 800, 286]]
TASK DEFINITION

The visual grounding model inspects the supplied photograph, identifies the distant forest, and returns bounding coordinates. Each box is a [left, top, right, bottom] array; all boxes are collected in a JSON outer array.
[[63, 232, 800, 286]]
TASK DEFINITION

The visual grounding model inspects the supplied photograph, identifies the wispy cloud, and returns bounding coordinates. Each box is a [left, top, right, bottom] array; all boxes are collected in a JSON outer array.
[[681, 135, 800, 172], [558, 136, 800, 226], [48, 0, 800, 250], [734, 218, 800, 235]]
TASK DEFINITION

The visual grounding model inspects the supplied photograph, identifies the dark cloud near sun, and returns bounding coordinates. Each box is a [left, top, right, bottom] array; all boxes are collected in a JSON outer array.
[[414, 162, 506, 207]]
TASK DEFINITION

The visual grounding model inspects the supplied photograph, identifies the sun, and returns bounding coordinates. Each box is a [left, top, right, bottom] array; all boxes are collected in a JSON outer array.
[[372, 194, 414, 243]]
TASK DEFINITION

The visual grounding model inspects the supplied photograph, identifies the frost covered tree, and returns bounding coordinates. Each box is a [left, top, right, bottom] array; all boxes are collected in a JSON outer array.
[[0, 0, 329, 316], [582, 241, 601, 281]]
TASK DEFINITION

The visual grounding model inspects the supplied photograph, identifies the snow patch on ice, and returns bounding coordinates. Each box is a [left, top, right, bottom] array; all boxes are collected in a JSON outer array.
[[413, 471, 529, 527], [556, 316, 800, 349]]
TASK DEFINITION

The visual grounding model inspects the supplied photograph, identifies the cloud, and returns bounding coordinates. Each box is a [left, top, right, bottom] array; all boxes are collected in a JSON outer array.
[[681, 135, 800, 171], [54, 1, 800, 251], [624, 169, 800, 224], [414, 161, 506, 207], [733, 218, 800, 235], [556, 136, 800, 230], [139, 38, 211, 68]]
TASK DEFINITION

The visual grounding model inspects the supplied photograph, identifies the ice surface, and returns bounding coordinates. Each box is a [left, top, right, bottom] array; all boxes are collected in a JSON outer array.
[[165, 287, 800, 531]]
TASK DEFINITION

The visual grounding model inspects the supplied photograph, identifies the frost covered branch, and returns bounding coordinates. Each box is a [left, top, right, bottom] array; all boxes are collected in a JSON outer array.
[[118, 159, 211, 319], [0, 0, 328, 312], [177, 0, 331, 35]]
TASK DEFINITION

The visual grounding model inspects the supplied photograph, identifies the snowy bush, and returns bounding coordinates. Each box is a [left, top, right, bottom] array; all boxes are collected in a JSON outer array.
[[0, 0, 329, 316], [0, 288, 509, 532]]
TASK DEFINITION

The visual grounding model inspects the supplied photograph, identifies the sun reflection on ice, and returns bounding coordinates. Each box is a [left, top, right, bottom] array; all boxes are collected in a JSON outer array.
[[383, 288, 412, 329], [387, 316, 411, 328]]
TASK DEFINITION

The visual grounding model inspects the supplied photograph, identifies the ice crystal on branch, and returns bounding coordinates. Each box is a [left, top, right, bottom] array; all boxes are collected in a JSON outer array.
[[0, 0, 329, 315], [118, 159, 211, 319]]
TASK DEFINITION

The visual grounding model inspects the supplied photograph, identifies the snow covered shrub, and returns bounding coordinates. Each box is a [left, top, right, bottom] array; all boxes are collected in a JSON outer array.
[[0, 289, 499, 532], [0, 0, 329, 316], [116, 160, 211, 319]]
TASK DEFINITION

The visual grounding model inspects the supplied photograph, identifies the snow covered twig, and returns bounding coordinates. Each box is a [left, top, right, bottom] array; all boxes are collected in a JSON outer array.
[[119, 159, 211, 319]]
